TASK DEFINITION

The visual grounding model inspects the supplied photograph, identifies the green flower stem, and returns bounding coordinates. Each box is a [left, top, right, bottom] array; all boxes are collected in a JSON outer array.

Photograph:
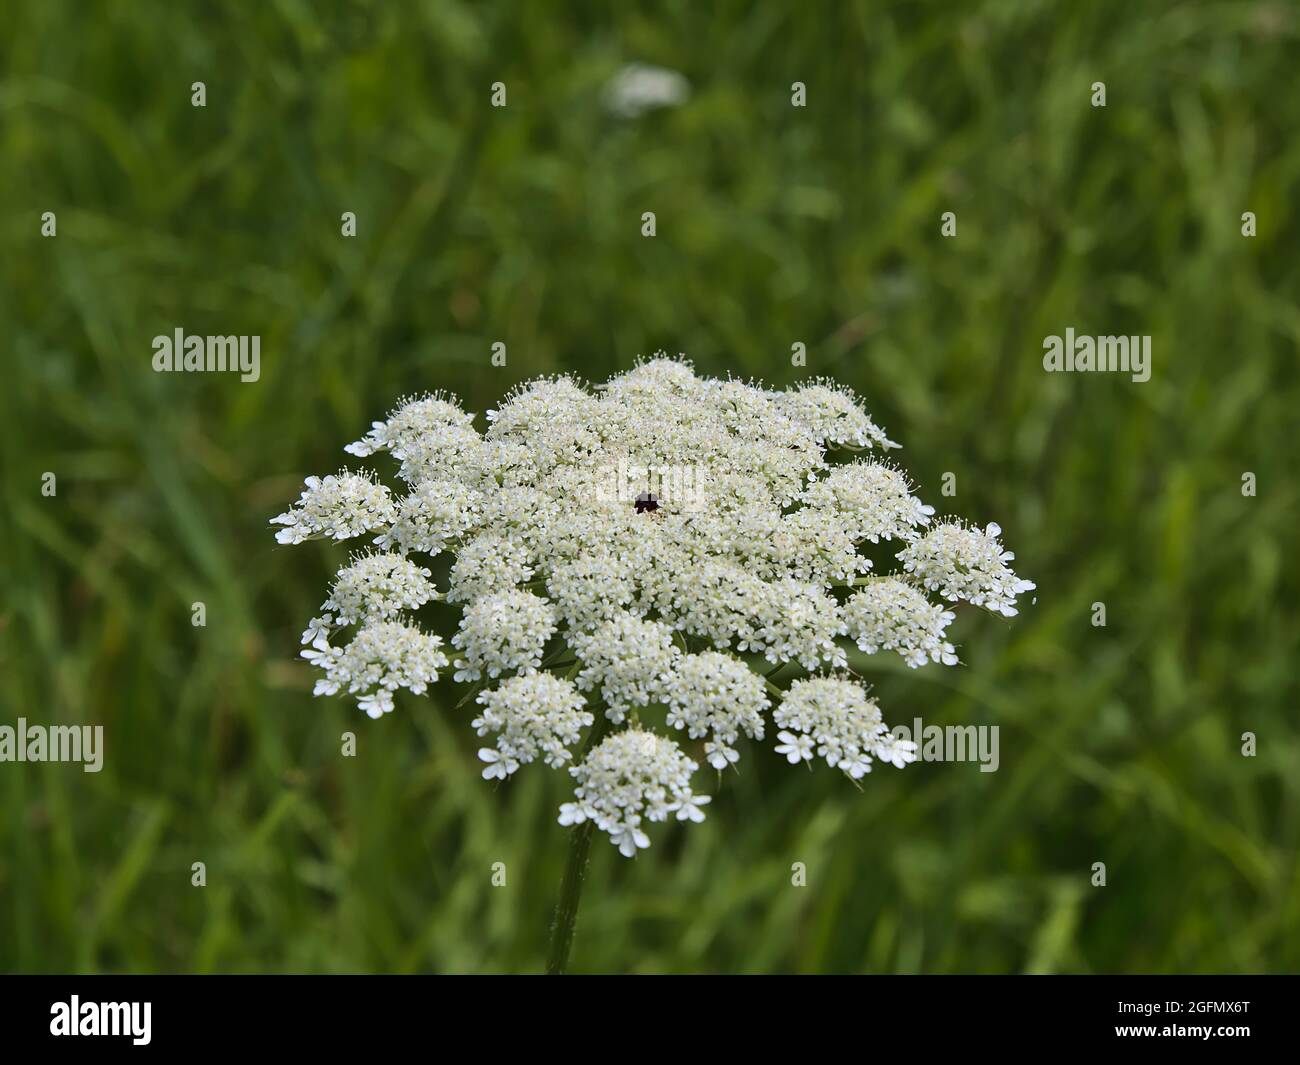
[[545, 704, 612, 975]]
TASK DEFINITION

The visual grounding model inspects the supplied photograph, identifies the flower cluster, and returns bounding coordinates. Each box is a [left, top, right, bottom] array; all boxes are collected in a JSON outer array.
[[323, 552, 438, 627], [801, 461, 935, 544], [559, 729, 709, 857], [301, 620, 449, 719], [275, 357, 1033, 855], [842, 577, 958, 669], [663, 652, 769, 770], [452, 589, 557, 682], [272, 472, 396, 544], [473, 672, 593, 778], [773, 676, 913, 778], [897, 521, 1036, 617], [568, 613, 679, 723]]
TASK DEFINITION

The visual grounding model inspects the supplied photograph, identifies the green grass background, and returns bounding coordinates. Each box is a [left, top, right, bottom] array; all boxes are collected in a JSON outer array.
[[1, 0, 1297, 974]]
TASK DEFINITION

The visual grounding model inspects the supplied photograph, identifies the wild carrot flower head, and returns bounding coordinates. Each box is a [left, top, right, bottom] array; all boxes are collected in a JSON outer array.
[[274, 355, 1034, 855]]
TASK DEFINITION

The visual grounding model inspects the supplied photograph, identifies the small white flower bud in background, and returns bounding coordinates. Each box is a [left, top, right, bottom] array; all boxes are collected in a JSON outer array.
[[603, 63, 690, 119]]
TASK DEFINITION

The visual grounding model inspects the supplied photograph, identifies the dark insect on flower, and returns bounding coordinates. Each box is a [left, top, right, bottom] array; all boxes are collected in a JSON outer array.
[[634, 492, 659, 514]]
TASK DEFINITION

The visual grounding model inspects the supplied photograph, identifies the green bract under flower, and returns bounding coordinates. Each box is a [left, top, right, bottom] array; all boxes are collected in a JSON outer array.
[[274, 356, 1034, 856]]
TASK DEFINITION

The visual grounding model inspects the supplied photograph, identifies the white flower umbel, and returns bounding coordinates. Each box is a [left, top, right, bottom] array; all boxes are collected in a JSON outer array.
[[663, 652, 768, 770], [843, 577, 959, 668], [272, 471, 397, 544], [323, 552, 438, 626], [800, 461, 935, 544], [452, 589, 558, 682], [745, 579, 848, 671], [301, 620, 449, 719], [773, 677, 894, 780], [771, 508, 872, 583], [473, 672, 593, 779], [546, 552, 637, 632], [344, 391, 476, 460], [776, 379, 899, 450], [561, 729, 708, 856], [445, 530, 535, 604], [897, 521, 1036, 617], [344, 392, 482, 485], [649, 557, 766, 649], [568, 612, 679, 723], [274, 356, 1033, 871], [376, 479, 484, 554]]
